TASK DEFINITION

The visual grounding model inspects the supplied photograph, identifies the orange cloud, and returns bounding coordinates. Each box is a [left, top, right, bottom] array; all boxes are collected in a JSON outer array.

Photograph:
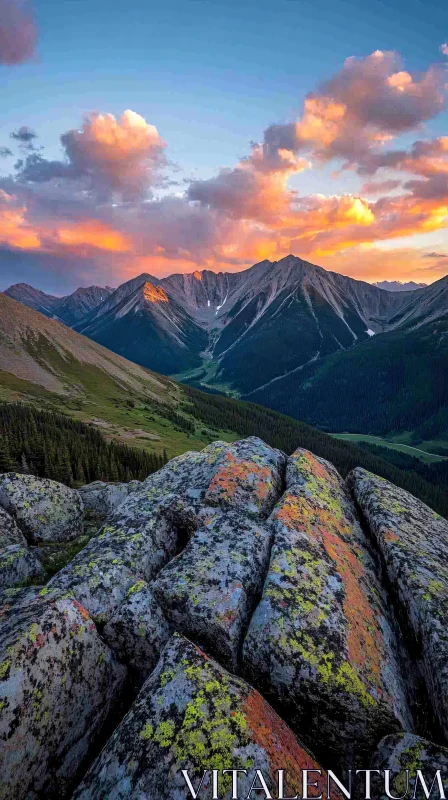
[[0, 190, 131, 257], [0, 190, 41, 249], [61, 110, 166, 198], [55, 220, 132, 253], [319, 246, 448, 284], [298, 51, 446, 164], [17, 111, 166, 199], [3, 48, 448, 287], [188, 140, 309, 224]]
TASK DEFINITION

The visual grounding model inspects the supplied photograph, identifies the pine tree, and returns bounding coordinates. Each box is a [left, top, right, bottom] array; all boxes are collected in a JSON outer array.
[[0, 437, 15, 472], [20, 453, 30, 474]]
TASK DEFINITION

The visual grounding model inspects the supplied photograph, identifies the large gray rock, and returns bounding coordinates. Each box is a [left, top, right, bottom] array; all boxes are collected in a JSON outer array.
[[74, 633, 332, 800], [48, 439, 282, 626], [0, 543, 44, 589], [349, 467, 448, 743], [243, 449, 411, 768], [0, 585, 42, 619], [0, 472, 84, 543], [78, 479, 141, 518], [0, 505, 27, 548], [0, 590, 126, 798], [201, 436, 286, 517], [103, 579, 172, 681], [371, 733, 448, 800], [154, 510, 273, 672]]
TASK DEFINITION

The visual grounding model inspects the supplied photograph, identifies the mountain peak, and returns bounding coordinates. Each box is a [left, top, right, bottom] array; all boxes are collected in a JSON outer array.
[[142, 282, 169, 304]]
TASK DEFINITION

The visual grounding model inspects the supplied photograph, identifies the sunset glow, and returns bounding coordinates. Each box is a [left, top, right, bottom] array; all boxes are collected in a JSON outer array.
[[0, 0, 447, 291]]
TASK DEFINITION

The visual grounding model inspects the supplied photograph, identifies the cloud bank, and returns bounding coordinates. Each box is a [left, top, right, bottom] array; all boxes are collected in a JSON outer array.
[[1, 49, 447, 288]]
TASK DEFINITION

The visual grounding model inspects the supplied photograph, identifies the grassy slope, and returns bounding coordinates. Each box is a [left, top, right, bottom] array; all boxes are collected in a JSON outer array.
[[1, 316, 447, 517], [0, 356, 237, 461], [332, 434, 447, 464]]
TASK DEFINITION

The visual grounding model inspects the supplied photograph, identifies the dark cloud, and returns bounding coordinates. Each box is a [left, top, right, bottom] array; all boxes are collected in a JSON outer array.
[[0, 147, 13, 158], [11, 126, 37, 143], [0, 0, 36, 65]]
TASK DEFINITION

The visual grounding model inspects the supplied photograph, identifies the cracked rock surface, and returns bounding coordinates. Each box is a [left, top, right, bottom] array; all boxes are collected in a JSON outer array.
[[1, 437, 447, 798]]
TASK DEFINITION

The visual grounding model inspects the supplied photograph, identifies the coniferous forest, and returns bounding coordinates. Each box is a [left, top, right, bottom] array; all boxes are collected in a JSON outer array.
[[0, 403, 167, 485], [0, 396, 447, 518]]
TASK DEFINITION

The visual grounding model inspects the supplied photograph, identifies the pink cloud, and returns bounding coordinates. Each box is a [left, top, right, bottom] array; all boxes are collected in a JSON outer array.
[[294, 51, 446, 165], [18, 111, 167, 200], [0, 0, 36, 65], [361, 179, 402, 194]]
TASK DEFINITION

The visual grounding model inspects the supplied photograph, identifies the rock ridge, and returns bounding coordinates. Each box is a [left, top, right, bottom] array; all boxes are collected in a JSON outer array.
[[1, 437, 448, 798]]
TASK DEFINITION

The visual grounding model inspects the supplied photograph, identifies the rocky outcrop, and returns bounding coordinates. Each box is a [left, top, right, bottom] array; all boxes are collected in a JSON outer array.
[[0, 506, 26, 549], [0, 472, 84, 543], [78, 479, 141, 519], [243, 450, 410, 768], [0, 505, 44, 589], [74, 633, 332, 800], [154, 439, 285, 671], [154, 511, 273, 672], [1, 437, 448, 798], [371, 733, 448, 799], [349, 468, 448, 743], [0, 543, 44, 589], [0, 589, 125, 798], [103, 579, 172, 682]]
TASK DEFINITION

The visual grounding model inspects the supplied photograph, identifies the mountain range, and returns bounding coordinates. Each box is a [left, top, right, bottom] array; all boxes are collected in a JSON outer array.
[[1, 291, 446, 519], [3, 255, 448, 440], [4, 283, 114, 326], [373, 280, 427, 292]]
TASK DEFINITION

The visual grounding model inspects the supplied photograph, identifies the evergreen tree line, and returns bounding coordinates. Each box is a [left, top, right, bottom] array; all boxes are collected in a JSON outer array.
[[182, 386, 448, 518], [0, 403, 167, 486]]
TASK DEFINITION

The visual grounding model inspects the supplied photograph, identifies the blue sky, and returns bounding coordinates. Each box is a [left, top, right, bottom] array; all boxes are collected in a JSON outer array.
[[0, 0, 447, 292]]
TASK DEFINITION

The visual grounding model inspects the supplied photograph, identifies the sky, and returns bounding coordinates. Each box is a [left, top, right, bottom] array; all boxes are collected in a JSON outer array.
[[0, 0, 447, 294]]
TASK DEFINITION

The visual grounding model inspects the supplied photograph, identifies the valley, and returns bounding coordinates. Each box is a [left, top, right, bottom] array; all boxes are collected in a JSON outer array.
[[332, 433, 448, 464], [1, 291, 447, 517], [3, 253, 448, 468]]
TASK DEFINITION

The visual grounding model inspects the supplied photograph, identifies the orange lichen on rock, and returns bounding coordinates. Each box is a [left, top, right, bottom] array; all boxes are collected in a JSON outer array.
[[206, 453, 272, 508], [244, 689, 327, 792]]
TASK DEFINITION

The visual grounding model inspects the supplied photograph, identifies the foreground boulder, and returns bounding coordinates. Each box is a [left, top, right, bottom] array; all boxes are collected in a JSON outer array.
[[0, 505, 27, 548], [75, 633, 333, 800], [0, 472, 84, 543], [243, 449, 410, 768], [78, 479, 141, 518], [0, 543, 44, 589], [0, 590, 126, 798], [371, 733, 448, 799], [349, 468, 448, 743], [154, 510, 272, 671], [49, 438, 283, 627], [103, 579, 172, 682]]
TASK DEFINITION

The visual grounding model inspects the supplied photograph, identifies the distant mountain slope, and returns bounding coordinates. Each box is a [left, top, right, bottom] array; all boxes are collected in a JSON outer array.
[[247, 314, 448, 439], [0, 292, 170, 399], [386, 274, 448, 331], [374, 280, 427, 292], [4, 283, 61, 317], [52, 285, 113, 325], [4, 282, 113, 325], [5, 258, 447, 411], [73, 255, 413, 393], [0, 294, 446, 516], [77, 279, 208, 374]]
